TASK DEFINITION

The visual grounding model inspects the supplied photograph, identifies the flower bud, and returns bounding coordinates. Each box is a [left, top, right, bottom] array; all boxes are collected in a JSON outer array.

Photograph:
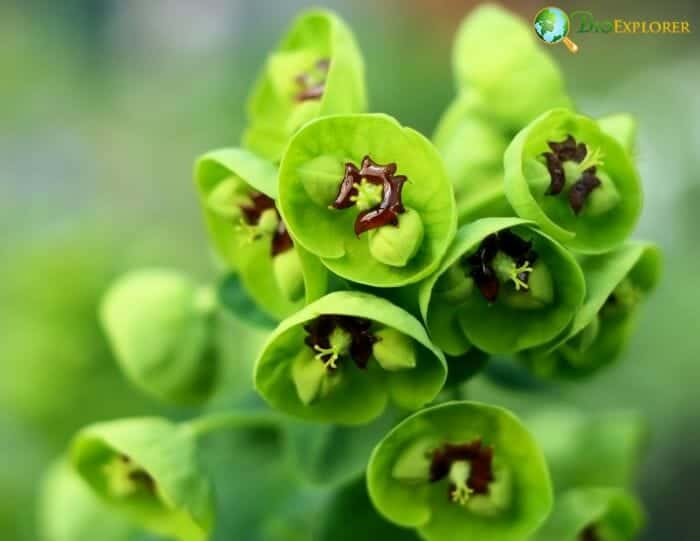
[[583, 170, 621, 216], [433, 263, 474, 304], [70, 417, 213, 541], [372, 327, 417, 371], [291, 348, 327, 405], [272, 248, 305, 303], [368, 208, 424, 267], [100, 269, 217, 405], [298, 154, 346, 207]]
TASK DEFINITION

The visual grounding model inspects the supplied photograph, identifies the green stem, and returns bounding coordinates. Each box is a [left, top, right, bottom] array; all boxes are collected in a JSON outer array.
[[182, 411, 282, 440]]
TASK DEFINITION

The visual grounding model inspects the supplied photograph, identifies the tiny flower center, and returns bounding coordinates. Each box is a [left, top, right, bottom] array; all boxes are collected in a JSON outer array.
[[492, 252, 533, 291], [295, 58, 330, 102], [579, 525, 602, 541], [350, 178, 384, 211], [102, 454, 155, 498], [304, 315, 378, 370], [448, 461, 474, 506], [313, 326, 353, 370], [429, 440, 494, 506]]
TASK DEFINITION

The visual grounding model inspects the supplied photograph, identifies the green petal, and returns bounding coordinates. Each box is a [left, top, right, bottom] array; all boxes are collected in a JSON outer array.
[[531, 487, 644, 541], [100, 269, 217, 405], [598, 113, 638, 155], [254, 291, 446, 424], [504, 109, 643, 253], [244, 9, 367, 161], [278, 113, 457, 287], [419, 218, 585, 355], [367, 401, 552, 540], [70, 418, 213, 541]]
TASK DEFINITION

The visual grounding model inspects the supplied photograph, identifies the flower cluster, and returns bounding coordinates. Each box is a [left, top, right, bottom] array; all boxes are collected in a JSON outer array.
[[50, 6, 660, 541]]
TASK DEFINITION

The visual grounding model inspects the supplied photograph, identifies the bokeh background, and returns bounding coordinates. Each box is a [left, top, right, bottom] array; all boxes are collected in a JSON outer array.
[[1, 1, 698, 540]]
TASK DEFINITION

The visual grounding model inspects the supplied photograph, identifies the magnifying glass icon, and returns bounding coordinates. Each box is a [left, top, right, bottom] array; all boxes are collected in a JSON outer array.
[[534, 7, 579, 54]]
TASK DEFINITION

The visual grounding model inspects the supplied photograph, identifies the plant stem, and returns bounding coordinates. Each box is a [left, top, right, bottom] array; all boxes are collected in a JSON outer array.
[[182, 410, 282, 440]]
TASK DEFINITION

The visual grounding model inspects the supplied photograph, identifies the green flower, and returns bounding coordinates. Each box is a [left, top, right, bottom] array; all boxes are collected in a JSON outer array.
[[196, 148, 329, 319], [531, 488, 644, 541], [100, 269, 218, 405], [521, 242, 662, 379], [367, 401, 552, 541], [452, 5, 570, 130], [254, 291, 446, 425], [504, 109, 642, 253], [70, 418, 213, 541], [419, 217, 585, 355], [278, 114, 457, 287], [243, 9, 367, 161], [598, 113, 637, 155]]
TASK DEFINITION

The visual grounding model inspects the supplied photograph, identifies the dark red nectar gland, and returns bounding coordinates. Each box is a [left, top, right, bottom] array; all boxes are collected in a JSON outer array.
[[295, 58, 331, 102], [579, 525, 601, 541], [542, 135, 602, 214], [303, 315, 377, 370], [465, 230, 539, 302], [120, 454, 156, 493], [430, 440, 494, 505], [332, 155, 407, 235], [240, 192, 293, 256]]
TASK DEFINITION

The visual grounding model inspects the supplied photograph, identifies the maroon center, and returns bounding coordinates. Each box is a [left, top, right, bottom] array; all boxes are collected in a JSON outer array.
[[429, 440, 495, 499], [303, 314, 377, 370]]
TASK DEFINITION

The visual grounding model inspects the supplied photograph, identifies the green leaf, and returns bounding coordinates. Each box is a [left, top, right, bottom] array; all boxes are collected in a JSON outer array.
[[528, 409, 647, 492], [419, 218, 585, 355], [70, 418, 214, 541], [244, 9, 367, 161], [504, 108, 643, 253], [278, 113, 457, 287], [530, 487, 644, 541], [452, 5, 570, 129], [520, 242, 662, 378], [367, 401, 553, 541], [100, 269, 218, 405], [254, 291, 447, 425]]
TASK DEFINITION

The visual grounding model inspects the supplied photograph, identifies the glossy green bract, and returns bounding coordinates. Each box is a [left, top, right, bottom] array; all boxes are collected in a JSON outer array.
[[244, 9, 367, 162], [531, 487, 644, 541], [100, 269, 218, 405], [452, 5, 570, 130], [504, 109, 643, 253], [254, 291, 447, 425], [419, 218, 585, 355], [367, 401, 553, 541], [196, 148, 328, 319], [521, 242, 662, 378], [70, 418, 213, 541], [278, 114, 457, 287]]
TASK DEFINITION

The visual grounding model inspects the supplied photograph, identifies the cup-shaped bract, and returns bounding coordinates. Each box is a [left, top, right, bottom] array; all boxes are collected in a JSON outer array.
[[196, 148, 328, 319], [254, 291, 447, 425], [452, 5, 570, 130], [243, 9, 367, 162], [70, 418, 213, 541], [504, 109, 642, 253], [419, 217, 585, 356], [432, 91, 513, 224], [528, 409, 646, 493], [367, 401, 552, 541], [531, 487, 644, 541], [100, 269, 218, 405], [521, 242, 661, 379], [40, 459, 140, 541], [278, 114, 457, 287]]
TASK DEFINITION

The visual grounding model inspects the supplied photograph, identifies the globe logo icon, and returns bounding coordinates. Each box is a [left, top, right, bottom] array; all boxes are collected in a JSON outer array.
[[534, 6, 579, 53]]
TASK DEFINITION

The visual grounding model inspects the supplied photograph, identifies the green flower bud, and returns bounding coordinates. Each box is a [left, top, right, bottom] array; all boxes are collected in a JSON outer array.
[[273, 247, 305, 303], [432, 261, 474, 304], [298, 154, 347, 206], [255, 291, 446, 424], [531, 487, 644, 541], [100, 269, 217, 405], [39, 459, 139, 541], [367, 401, 552, 541], [368, 208, 425, 267], [372, 327, 417, 371], [70, 418, 213, 541]]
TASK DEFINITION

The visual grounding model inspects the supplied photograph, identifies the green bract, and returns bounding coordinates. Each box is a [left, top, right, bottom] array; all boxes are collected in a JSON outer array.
[[278, 114, 457, 287], [243, 9, 367, 161], [521, 242, 661, 378], [100, 269, 218, 405], [70, 417, 213, 541], [367, 401, 552, 541], [196, 148, 328, 319], [531, 487, 644, 541], [254, 291, 447, 424], [419, 217, 585, 355], [504, 109, 643, 253], [452, 5, 570, 130]]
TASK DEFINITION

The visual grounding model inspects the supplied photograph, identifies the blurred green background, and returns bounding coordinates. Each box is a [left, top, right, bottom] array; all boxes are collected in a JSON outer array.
[[1, 1, 698, 540]]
